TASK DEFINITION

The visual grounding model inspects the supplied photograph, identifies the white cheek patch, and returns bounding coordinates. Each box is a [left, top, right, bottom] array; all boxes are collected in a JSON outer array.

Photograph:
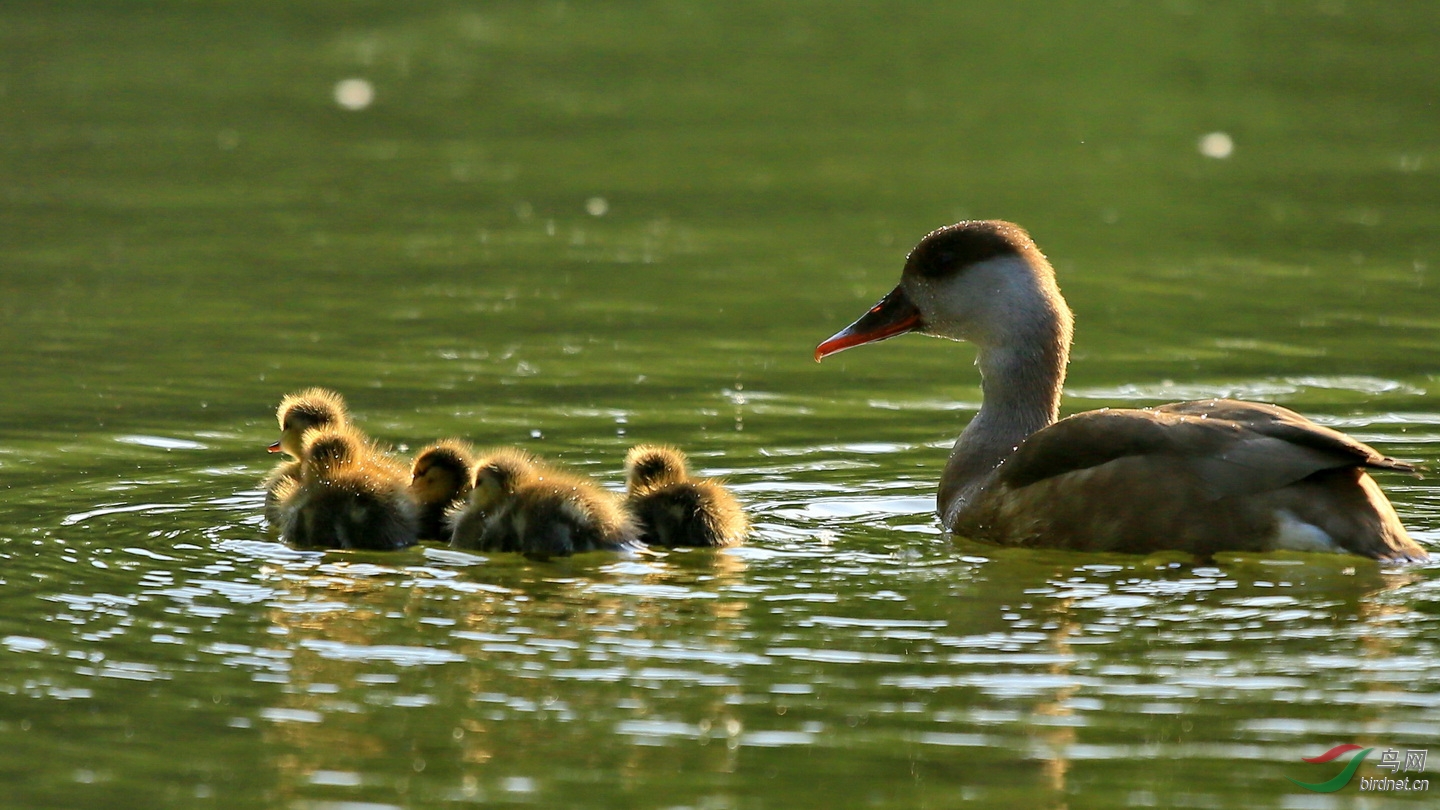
[[1271, 509, 1343, 553]]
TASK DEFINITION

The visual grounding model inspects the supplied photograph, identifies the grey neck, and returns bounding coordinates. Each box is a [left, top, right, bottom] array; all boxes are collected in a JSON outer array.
[[938, 335, 1068, 523]]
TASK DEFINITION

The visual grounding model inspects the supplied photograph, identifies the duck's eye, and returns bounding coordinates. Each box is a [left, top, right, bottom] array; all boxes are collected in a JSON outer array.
[[914, 249, 959, 279]]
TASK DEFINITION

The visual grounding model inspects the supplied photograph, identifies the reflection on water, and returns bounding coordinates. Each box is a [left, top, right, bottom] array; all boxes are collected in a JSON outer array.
[[5, 0, 1440, 807], [5, 423, 1437, 807]]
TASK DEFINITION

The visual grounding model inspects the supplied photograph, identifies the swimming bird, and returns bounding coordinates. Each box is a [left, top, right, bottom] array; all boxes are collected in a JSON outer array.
[[269, 387, 349, 457], [624, 444, 748, 547], [815, 220, 1428, 561], [449, 447, 639, 557], [262, 387, 349, 526], [278, 424, 419, 550], [409, 439, 477, 541]]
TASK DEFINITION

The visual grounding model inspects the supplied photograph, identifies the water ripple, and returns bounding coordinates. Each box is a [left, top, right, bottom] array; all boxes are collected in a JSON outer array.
[[297, 640, 467, 667]]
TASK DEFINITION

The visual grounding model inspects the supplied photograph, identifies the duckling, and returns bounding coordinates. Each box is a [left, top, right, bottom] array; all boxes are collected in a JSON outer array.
[[278, 424, 419, 551], [449, 448, 639, 557], [448, 447, 539, 550], [409, 439, 477, 541], [262, 388, 350, 527], [624, 444, 749, 548], [270, 387, 349, 457]]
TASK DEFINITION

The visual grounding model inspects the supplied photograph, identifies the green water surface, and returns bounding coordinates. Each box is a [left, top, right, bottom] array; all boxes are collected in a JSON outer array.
[[3, 2, 1439, 808]]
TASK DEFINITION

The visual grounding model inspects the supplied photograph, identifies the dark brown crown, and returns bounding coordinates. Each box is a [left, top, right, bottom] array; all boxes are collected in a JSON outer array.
[[625, 444, 688, 492], [412, 440, 475, 479], [304, 427, 360, 468], [473, 449, 537, 492], [904, 220, 1040, 279], [278, 388, 347, 432]]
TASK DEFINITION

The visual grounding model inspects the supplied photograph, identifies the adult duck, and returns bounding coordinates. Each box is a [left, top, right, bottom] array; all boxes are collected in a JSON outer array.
[[815, 220, 1428, 561]]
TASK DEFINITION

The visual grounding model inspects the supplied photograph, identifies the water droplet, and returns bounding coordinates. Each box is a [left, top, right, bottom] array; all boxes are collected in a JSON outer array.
[[334, 78, 375, 111], [1198, 132, 1233, 159]]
